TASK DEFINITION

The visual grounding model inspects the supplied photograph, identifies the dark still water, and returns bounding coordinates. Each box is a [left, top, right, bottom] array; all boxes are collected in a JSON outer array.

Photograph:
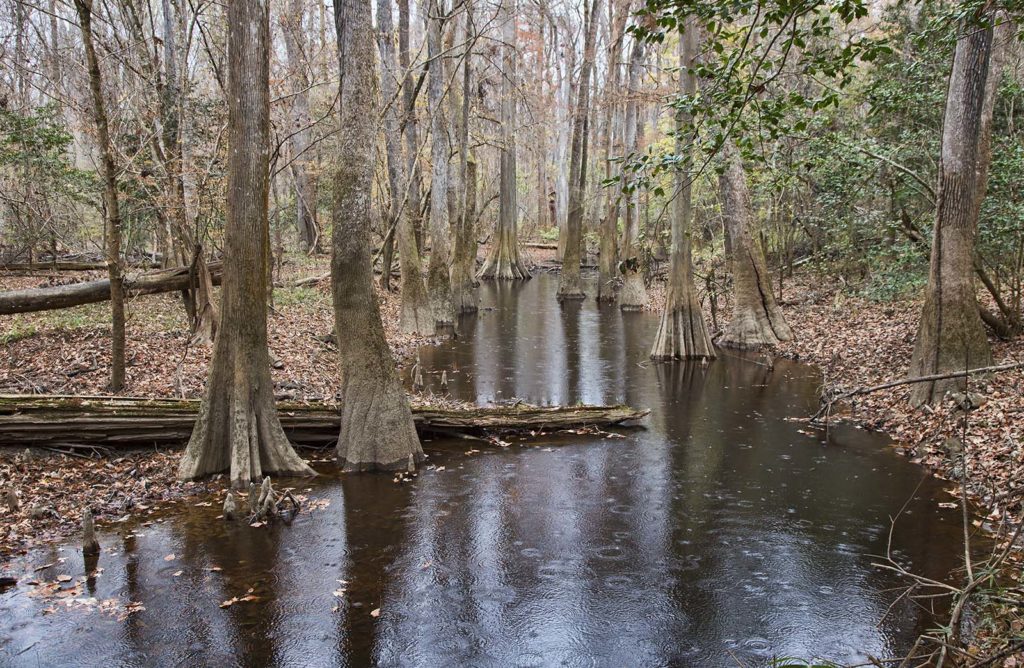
[[0, 273, 964, 667]]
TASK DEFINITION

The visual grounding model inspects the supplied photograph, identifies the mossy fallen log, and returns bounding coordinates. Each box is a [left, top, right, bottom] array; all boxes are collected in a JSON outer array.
[[0, 395, 648, 448]]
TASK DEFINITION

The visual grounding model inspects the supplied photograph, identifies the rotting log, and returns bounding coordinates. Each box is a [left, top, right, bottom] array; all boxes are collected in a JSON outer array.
[[0, 395, 649, 448], [0, 263, 223, 315], [1, 260, 159, 272]]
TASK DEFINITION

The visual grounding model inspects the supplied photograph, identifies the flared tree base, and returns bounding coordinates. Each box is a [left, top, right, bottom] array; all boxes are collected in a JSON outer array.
[[907, 290, 993, 406], [619, 274, 648, 311], [650, 305, 716, 360]]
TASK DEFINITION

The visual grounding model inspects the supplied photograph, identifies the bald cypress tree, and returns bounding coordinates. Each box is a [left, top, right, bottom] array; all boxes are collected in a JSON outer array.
[[331, 0, 424, 470], [178, 0, 313, 487]]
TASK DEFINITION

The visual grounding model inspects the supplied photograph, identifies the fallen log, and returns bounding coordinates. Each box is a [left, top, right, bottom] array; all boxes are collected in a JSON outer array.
[[0, 394, 648, 448], [810, 360, 1024, 423], [1, 260, 159, 272], [0, 263, 223, 315]]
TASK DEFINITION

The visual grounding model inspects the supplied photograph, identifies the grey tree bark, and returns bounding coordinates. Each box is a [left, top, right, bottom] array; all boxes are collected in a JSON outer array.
[[556, 0, 599, 300], [282, 0, 320, 253], [596, 0, 628, 302], [332, 0, 424, 471], [424, 0, 454, 327], [618, 31, 649, 310], [398, 0, 426, 255], [717, 145, 793, 349], [376, 0, 433, 334], [907, 10, 995, 405], [650, 20, 714, 360], [451, 2, 480, 311], [480, 0, 530, 280], [178, 0, 313, 487], [74, 0, 126, 393]]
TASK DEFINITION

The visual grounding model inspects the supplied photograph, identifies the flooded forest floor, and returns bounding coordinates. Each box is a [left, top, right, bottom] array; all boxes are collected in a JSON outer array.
[[1, 252, 1022, 566]]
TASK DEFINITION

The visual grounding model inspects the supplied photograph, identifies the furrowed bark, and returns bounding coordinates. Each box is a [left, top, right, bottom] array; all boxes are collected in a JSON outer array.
[[908, 9, 996, 406], [332, 0, 424, 471], [717, 146, 793, 349], [650, 19, 714, 361], [178, 0, 312, 487]]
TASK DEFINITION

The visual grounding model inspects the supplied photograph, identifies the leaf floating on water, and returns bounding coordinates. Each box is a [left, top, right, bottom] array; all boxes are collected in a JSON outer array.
[[206, 566, 223, 572], [172, 570, 183, 577], [370, 608, 380, 618], [332, 589, 346, 598], [163, 553, 175, 562], [938, 502, 958, 509], [56, 575, 72, 583]]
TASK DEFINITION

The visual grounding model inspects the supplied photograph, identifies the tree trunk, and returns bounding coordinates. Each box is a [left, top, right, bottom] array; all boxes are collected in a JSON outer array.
[[554, 31, 574, 261], [376, 0, 433, 333], [556, 0, 599, 300], [618, 32, 649, 310], [73, 0, 126, 393], [332, 0, 425, 471], [424, 0, 453, 328], [282, 0, 319, 253], [178, 0, 313, 487], [596, 0, 627, 302], [450, 4, 479, 312], [480, 0, 530, 281], [650, 19, 715, 361], [718, 146, 793, 349], [907, 10, 995, 406], [398, 0, 427, 257]]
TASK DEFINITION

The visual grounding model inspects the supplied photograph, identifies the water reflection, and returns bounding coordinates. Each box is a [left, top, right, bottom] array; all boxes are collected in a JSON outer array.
[[1, 272, 965, 667]]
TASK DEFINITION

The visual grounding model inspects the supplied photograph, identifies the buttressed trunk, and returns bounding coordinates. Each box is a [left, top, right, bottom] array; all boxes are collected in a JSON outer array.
[[376, 0, 433, 334], [450, 12, 478, 312], [331, 0, 424, 471], [480, 0, 530, 281], [424, 0, 454, 328], [556, 0, 599, 300], [650, 19, 714, 361], [717, 146, 793, 349], [178, 0, 313, 487], [907, 11, 994, 406]]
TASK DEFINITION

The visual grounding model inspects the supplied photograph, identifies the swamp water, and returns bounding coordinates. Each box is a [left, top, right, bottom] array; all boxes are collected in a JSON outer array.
[[0, 273, 966, 667]]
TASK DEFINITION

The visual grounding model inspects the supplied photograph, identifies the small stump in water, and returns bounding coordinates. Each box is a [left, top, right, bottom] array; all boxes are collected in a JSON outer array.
[[82, 508, 100, 556]]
